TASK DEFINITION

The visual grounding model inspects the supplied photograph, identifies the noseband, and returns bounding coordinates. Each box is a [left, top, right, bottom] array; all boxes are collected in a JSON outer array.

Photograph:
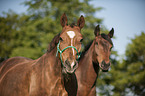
[[56, 41, 81, 67]]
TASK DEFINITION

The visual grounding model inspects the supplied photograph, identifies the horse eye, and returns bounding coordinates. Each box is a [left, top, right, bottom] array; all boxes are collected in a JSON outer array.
[[80, 39, 83, 42], [60, 37, 63, 41]]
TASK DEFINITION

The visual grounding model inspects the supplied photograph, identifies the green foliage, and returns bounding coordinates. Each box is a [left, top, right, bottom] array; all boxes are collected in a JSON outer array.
[[124, 32, 145, 95], [0, 0, 103, 61], [0, 11, 20, 61]]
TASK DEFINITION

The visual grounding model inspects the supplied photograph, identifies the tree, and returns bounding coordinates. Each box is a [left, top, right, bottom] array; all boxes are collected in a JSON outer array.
[[0, 11, 20, 62], [8, 0, 104, 59], [124, 32, 145, 95]]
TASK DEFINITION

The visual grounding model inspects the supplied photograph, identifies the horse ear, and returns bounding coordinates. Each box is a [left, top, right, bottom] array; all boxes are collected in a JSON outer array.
[[94, 25, 100, 36], [60, 13, 68, 27], [108, 28, 114, 38], [77, 15, 85, 29]]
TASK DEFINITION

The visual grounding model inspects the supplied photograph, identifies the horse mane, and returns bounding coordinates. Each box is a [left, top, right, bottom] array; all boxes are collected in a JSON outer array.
[[47, 33, 60, 52], [79, 40, 93, 60], [70, 23, 76, 28], [101, 33, 113, 45]]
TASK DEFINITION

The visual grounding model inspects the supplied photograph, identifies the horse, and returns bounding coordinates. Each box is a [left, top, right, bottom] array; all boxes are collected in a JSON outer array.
[[75, 25, 114, 96], [0, 13, 85, 96]]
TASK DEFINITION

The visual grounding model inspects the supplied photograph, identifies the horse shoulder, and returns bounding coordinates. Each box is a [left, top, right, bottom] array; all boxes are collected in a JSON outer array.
[[0, 60, 36, 96]]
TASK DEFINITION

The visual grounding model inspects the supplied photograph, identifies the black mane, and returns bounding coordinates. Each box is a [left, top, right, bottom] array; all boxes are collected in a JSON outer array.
[[70, 23, 76, 28], [47, 33, 60, 52], [79, 40, 93, 60], [101, 33, 113, 45]]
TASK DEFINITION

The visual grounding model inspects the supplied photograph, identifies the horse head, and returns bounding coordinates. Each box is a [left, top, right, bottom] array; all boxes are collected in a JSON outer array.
[[57, 13, 85, 74], [93, 25, 114, 71]]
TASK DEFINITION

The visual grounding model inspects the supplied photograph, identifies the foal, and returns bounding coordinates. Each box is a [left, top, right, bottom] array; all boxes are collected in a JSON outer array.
[[0, 13, 85, 96], [75, 25, 114, 96]]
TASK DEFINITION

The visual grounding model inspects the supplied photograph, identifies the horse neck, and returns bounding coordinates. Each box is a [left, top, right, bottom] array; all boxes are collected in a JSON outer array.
[[76, 41, 98, 88], [29, 46, 67, 95], [36, 46, 62, 77]]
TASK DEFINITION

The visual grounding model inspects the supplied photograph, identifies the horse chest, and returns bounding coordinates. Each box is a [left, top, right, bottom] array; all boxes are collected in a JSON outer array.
[[46, 77, 67, 96], [28, 69, 67, 96]]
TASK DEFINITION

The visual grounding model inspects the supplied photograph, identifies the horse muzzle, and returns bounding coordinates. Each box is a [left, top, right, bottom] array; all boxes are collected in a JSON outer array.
[[99, 60, 111, 71], [63, 60, 78, 74]]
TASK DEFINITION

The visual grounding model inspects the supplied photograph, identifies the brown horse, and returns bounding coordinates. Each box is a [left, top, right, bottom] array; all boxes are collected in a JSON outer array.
[[0, 13, 85, 96], [75, 25, 114, 96]]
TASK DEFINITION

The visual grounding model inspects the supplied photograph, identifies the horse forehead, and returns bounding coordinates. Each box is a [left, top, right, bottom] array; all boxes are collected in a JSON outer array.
[[61, 27, 82, 39], [99, 39, 108, 47], [67, 31, 75, 38], [98, 40, 112, 52]]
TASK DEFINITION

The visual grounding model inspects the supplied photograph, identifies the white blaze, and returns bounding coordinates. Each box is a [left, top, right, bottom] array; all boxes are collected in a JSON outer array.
[[67, 31, 75, 56], [71, 39, 75, 56], [67, 31, 75, 39], [71, 61, 75, 68]]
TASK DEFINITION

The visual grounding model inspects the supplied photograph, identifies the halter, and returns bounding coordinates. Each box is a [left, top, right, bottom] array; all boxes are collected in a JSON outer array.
[[56, 41, 81, 66]]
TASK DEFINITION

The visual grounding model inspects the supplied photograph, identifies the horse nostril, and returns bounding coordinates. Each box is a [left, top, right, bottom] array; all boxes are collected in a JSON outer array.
[[65, 60, 68, 64], [73, 63, 76, 68], [101, 60, 105, 67], [65, 60, 78, 70], [73, 62, 78, 69], [101, 60, 110, 68], [102, 60, 105, 64], [65, 60, 70, 67]]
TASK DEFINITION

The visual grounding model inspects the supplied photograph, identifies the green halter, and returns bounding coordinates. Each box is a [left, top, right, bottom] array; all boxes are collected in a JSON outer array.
[[56, 41, 81, 66]]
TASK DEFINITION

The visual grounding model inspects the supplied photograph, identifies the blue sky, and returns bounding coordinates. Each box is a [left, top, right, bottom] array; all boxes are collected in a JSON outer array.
[[0, 0, 145, 57], [90, 0, 145, 57]]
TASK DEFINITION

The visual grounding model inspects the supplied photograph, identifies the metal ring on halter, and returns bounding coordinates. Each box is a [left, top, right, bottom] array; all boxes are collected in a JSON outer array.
[[56, 41, 81, 65]]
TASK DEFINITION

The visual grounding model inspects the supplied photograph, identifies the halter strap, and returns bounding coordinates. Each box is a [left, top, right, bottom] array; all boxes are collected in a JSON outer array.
[[56, 41, 81, 66]]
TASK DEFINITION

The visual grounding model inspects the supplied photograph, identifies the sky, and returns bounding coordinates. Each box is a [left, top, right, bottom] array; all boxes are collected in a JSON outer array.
[[0, 0, 145, 58], [90, 0, 145, 57]]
